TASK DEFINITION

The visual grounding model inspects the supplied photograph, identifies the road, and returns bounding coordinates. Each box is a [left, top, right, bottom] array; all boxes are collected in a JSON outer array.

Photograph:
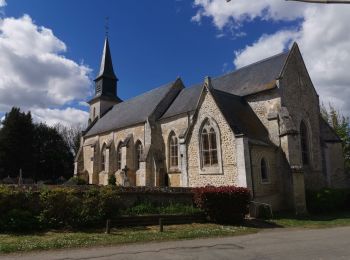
[[2, 226, 350, 260]]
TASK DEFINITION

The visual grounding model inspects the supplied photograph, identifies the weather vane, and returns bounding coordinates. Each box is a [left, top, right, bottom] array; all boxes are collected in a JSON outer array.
[[105, 16, 109, 37]]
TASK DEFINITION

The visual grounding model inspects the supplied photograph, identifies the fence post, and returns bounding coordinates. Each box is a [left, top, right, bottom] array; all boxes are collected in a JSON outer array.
[[105, 219, 111, 234], [159, 218, 163, 232]]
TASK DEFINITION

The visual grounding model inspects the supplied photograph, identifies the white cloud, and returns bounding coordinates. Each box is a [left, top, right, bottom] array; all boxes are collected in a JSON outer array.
[[234, 30, 298, 68], [32, 107, 88, 127], [192, 0, 304, 30], [0, 0, 6, 7], [232, 5, 350, 116], [192, 1, 350, 117], [0, 14, 92, 126]]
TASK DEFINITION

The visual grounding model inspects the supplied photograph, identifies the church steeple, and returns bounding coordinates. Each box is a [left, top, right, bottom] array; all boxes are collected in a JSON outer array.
[[88, 37, 122, 123], [96, 37, 118, 81]]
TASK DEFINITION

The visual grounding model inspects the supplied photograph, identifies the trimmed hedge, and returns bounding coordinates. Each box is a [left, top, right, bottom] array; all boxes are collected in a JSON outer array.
[[193, 186, 251, 224], [306, 188, 350, 213], [0, 186, 121, 232]]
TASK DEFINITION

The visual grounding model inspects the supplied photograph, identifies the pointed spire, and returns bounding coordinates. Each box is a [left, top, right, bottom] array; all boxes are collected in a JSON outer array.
[[95, 37, 117, 81]]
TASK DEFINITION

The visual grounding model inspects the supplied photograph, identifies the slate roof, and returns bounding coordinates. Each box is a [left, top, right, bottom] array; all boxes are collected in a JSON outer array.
[[320, 117, 342, 143], [85, 81, 176, 136], [96, 37, 117, 80], [212, 52, 289, 96], [160, 84, 202, 119], [210, 89, 270, 142], [161, 51, 289, 120]]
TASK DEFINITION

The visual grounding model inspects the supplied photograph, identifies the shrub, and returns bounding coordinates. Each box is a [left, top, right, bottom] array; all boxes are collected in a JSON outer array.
[[108, 174, 116, 186], [306, 188, 350, 213], [65, 176, 87, 185], [0, 186, 41, 232], [122, 201, 202, 216], [39, 188, 81, 228], [193, 186, 251, 224], [1, 209, 39, 232]]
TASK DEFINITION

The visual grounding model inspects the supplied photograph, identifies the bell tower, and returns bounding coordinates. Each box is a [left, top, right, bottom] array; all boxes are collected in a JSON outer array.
[[88, 37, 122, 124]]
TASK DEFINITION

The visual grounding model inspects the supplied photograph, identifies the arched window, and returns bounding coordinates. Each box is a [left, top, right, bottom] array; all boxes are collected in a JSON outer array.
[[116, 142, 122, 170], [261, 158, 269, 183], [201, 121, 218, 167], [300, 121, 309, 165], [101, 144, 107, 171], [135, 141, 143, 170], [169, 132, 178, 168]]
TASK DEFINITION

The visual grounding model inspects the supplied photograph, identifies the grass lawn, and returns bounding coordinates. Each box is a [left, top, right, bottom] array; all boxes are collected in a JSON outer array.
[[0, 224, 256, 254], [270, 211, 350, 229], [1, 212, 350, 254]]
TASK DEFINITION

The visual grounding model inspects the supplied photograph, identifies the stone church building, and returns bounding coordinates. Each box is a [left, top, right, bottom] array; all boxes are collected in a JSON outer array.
[[75, 38, 347, 213]]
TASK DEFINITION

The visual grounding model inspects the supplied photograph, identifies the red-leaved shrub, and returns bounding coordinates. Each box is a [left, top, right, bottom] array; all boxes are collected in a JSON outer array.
[[193, 186, 251, 224]]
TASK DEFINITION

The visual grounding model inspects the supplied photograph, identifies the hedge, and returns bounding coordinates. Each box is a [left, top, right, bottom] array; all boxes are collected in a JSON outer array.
[[193, 186, 251, 224], [306, 188, 350, 213], [0, 186, 121, 232]]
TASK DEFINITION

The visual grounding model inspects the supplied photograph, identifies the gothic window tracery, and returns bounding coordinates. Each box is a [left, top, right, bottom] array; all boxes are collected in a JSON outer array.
[[135, 140, 143, 170], [169, 132, 179, 168], [300, 121, 309, 166], [200, 120, 218, 167], [101, 144, 107, 171], [116, 142, 122, 170]]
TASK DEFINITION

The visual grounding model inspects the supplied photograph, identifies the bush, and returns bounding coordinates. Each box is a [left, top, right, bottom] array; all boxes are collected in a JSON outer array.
[[306, 188, 350, 213], [0, 186, 41, 232], [39, 188, 81, 228], [122, 201, 202, 216], [108, 174, 116, 186], [0, 185, 121, 232], [193, 186, 250, 224], [65, 176, 87, 185], [1, 209, 39, 232]]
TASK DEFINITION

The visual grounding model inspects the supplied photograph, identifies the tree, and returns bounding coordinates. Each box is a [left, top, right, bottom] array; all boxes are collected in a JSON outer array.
[[33, 123, 74, 181], [0, 107, 35, 179], [321, 103, 350, 172], [0, 107, 75, 181], [54, 123, 83, 157]]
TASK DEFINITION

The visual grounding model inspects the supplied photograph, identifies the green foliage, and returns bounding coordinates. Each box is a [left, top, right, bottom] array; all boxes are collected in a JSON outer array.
[[321, 103, 350, 172], [306, 188, 350, 213], [65, 176, 87, 185], [0, 107, 35, 179], [0, 107, 74, 181], [193, 186, 251, 224], [108, 174, 116, 186], [0, 186, 121, 232], [34, 123, 74, 181], [122, 201, 202, 216]]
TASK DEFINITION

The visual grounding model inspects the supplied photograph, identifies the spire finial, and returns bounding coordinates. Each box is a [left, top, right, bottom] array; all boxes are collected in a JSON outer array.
[[105, 16, 109, 37]]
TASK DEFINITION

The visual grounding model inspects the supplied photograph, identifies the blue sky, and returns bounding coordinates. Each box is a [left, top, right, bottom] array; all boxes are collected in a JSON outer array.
[[1, 0, 350, 125]]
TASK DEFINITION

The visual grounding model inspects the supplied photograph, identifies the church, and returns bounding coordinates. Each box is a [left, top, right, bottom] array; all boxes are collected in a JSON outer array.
[[75, 37, 347, 213]]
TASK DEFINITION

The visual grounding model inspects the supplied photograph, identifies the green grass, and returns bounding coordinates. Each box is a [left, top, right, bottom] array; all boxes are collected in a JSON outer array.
[[2, 212, 350, 254], [0, 224, 256, 254], [269, 211, 350, 229], [120, 202, 203, 216]]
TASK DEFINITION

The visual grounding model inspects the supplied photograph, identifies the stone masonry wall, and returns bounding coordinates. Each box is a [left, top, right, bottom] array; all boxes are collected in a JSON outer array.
[[250, 145, 285, 210], [82, 124, 145, 185], [160, 115, 189, 187], [187, 90, 238, 187], [280, 49, 325, 189]]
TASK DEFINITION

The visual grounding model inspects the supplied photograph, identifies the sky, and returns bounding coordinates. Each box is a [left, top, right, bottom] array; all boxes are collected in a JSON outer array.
[[1, 0, 350, 126]]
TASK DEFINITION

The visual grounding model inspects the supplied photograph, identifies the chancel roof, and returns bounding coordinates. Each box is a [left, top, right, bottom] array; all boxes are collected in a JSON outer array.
[[161, 51, 289, 120]]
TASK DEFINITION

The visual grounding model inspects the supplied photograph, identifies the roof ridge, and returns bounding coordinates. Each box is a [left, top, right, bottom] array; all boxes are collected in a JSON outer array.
[[213, 51, 288, 81]]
